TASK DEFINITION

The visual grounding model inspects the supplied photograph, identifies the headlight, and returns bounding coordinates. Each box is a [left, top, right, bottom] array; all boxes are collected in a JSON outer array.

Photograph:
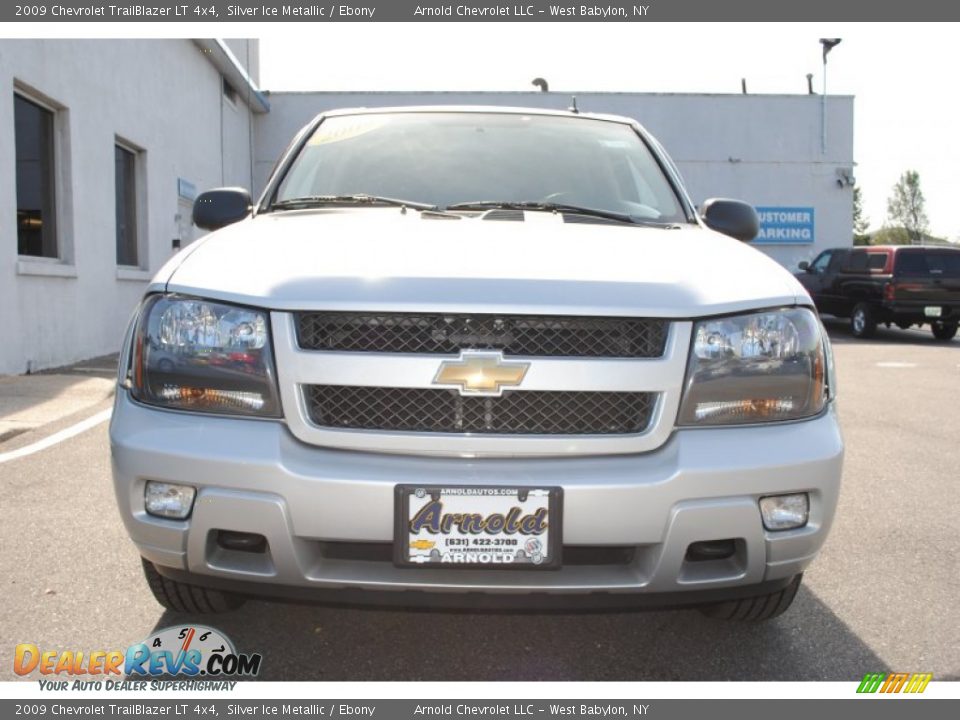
[[678, 307, 827, 426], [130, 295, 281, 417]]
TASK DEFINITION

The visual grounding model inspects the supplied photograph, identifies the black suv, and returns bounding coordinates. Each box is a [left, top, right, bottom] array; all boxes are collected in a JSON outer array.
[[796, 245, 960, 340]]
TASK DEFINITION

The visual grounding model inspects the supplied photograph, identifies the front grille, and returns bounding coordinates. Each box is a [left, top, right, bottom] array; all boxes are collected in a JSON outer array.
[[296, 312, 668, 358], [305, 386, 655, 435]]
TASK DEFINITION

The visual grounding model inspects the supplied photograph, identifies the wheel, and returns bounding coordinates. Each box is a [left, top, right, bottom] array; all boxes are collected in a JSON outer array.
[[141, 558, 245, 614], [698, 574, 803, 621], [931, 322, 958, 341], [850, 303, 877, 339]]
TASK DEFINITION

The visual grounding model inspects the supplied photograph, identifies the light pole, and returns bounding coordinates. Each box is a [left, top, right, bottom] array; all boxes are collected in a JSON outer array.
[[820, 38, 842, 155]]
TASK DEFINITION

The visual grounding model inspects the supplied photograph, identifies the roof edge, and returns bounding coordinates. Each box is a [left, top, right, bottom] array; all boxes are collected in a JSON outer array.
[[263, 90, 855, 100], [193, 39, 270, 114]]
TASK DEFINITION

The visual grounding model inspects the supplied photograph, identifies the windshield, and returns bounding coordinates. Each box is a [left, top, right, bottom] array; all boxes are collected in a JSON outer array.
[[273, 112, 688, 222]]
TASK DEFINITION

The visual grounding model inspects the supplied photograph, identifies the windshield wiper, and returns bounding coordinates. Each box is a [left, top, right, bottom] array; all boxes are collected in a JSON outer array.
[[444, 200, 677, 227], [271, 194, 437, 211]]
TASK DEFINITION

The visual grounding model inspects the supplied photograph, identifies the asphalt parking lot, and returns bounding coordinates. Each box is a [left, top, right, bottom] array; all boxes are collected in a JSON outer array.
[[1, 320, 958, 682]]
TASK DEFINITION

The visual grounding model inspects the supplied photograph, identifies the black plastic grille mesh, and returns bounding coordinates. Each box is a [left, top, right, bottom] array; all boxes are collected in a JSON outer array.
[[305, 386, 655, 435], [296, 313, 668, 358]]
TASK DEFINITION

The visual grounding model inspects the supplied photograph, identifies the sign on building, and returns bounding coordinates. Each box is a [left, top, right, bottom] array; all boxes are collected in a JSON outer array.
[[754, 207, 815, 245]]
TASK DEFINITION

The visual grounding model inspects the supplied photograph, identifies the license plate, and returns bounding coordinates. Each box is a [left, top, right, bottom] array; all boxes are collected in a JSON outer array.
[[394, 485, 562, 569], [924, 306, 942, 317]]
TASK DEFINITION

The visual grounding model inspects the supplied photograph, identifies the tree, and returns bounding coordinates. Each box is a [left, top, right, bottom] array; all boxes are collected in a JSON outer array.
[[852, 185, 870, 244], [870, 226, 911, 246], [886, 170, 929, 245]]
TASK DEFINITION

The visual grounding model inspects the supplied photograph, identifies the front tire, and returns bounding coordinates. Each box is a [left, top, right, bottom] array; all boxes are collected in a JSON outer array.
[[850, 303, 877, 339], [141, 558, 245, 614], [931, 322, 958, 341], [698, 574, 803, 621]]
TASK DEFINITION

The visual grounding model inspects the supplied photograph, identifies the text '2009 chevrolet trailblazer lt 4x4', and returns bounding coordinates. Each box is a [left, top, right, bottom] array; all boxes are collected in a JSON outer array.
[[111, 107, 843, 621]]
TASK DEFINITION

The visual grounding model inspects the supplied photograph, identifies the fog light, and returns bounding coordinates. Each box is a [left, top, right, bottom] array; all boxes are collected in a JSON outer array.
[[759, 493, 809, 531], [145, 481, 196, 519]]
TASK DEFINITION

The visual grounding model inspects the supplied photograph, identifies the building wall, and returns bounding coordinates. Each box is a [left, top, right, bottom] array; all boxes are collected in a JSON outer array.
[[0, 39, 257, 374], [254, 91, 854, 272], [220, 39, 258, 191]]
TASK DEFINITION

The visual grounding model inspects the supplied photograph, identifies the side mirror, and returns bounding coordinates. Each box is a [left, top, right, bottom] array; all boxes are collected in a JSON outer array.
[[798, 261, 810, 272], [193, 187, 252, 230], [700, 198, 759, 242]]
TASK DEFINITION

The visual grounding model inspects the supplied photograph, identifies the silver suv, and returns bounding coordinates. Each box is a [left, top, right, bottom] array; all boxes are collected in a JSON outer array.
[[111, 107, 843, 620]]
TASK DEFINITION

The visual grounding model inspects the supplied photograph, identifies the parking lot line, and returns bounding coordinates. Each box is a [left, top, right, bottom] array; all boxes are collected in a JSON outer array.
[[0, 408, 112, 465]]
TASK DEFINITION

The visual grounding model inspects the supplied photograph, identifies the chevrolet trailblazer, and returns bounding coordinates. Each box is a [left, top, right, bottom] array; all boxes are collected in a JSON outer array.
[[110, 107, 843, 620]]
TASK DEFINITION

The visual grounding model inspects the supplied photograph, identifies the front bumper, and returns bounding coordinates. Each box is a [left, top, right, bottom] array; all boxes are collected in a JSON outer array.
[[110, 392, 843, 600]]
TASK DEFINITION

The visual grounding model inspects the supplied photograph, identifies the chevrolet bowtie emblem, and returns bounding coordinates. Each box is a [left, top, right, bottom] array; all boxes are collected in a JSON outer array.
[[433, 352, 530, 396]]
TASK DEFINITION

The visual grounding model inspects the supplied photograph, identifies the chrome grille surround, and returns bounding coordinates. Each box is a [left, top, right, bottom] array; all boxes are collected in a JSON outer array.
[[273, 312, 692, 458]]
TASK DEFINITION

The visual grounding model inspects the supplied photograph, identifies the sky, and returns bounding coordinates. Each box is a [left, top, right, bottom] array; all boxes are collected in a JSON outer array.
[[255, 22, 960, 240]]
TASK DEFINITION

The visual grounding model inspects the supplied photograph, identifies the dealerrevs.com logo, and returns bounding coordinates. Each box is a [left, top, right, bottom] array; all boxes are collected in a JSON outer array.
[[14, 625, 261, 689]]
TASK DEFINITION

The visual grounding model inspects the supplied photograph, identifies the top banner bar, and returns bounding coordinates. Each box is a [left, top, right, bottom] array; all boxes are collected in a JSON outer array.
[[6, 1, 960, 22]]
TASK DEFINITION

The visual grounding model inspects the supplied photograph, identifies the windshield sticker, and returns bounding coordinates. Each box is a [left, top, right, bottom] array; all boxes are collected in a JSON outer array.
[[307, 116, 390, 146]]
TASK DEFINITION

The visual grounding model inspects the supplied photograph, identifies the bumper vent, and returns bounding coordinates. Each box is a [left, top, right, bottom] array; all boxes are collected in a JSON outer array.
[[296, 312, 668, 358], [305, 386, 656, 435]]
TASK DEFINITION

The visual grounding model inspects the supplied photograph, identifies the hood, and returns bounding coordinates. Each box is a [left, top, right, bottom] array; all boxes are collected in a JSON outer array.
[[160, 208, 807, 317]]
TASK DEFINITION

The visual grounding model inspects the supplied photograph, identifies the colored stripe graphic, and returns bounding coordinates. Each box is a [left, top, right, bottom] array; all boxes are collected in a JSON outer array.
[[904, 673, 933, 693], [857, 672, 931, 694], [857, 673, 886, 693], [881, 672, 909, 693]]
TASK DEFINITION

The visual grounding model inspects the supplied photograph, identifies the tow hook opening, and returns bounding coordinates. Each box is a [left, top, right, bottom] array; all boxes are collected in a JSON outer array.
[[216, 530, 268, 554], [685, 539, 737, 563]]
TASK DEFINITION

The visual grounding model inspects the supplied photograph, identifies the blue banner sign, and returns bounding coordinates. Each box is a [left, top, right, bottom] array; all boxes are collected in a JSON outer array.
[[754, 206, 815, 244]]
